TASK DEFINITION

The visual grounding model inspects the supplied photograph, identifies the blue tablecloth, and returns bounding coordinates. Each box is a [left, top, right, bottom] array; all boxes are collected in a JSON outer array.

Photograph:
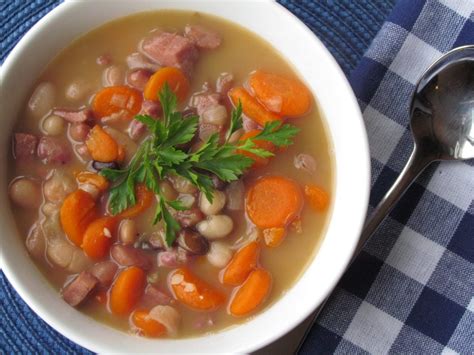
[[2, 1, 473, 354]]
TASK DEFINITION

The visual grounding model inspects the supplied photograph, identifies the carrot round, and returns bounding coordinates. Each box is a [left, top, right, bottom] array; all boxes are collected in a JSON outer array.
[[131, 309, 166, 337], [118, 184, 154, 218], [76, 171, 109, 191], [109, 266, 146, 315], [82, 216, 118, 260], [169, 267, 225, 311], [228, 87, 282, 126], [249, 70, 312, 117], [86, 125, 119, 162], [60, 189, 98, 247], [304, 184, 330, 212], [221, 241, 260, 286], [144, 67, 190, 102], [237, 130, 275, 168], [263, 227, 287, 248], [229, 268, 272, 317], [92, 85, 142, 120], [246, 176, 303, 229]]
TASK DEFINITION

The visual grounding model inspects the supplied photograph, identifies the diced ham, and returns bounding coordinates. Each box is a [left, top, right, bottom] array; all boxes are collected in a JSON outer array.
[[127, 69, 153, 91], [141, 284, 172, 308], [128, 119, 146, 140], [62, 271, 98, 307], [294, 153, 317, 174], [184, 25, 222, 49], [174, 207, 204, 228], [140, 99, 161, 118], [191, 92, 221, 116], [157, 250, 181, 268], [14, 133, 38, 161], [111, 244, 152, 270], [126, 52, 160, 72], [96, 54, 112, 66], [242, 115, 260, 131], [37, 137, 71, 165], [140, 32, 199, 76], [52, 108, 93, 123], [216, 73, 234, 95], [198, 123, 223, 142], [89, 261, 118, 287]]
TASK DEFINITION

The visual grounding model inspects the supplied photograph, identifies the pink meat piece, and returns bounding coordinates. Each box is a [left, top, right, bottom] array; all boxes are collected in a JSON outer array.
[[174, 207, 204, 228], [157, 250, 180, 268], [192, 92, 221, 116], [184, 25, 222, 49], [14, 133, 38, 161], [198, 123, 223, 142], [96, 54, 112, 66], [52, 108, 93, 123], [126, 52, 160, 71], [140, 99, 162, 118], [141, 32, 199, 76], [37, 137, 71, 165], [128, 119, 146, 140], [243, 115, 260, 131], [216, 73, 234, 95], [89, 261, 118, 287], [141, 285, 172, 308], [111, 244, 152, 270], [62, 271, 98, 307], [126, 69, 153, 91]]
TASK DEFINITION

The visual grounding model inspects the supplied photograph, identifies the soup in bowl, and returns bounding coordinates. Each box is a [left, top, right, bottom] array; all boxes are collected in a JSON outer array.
[[0, 1, 369, 353]]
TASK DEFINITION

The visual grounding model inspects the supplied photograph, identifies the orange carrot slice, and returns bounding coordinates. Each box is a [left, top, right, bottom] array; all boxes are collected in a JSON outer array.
[[229, 268, 272, 317], [92, 85, 142, 120], [82, 216, 118, 260], [76, 171, 109, 191], [237, 129, 275, 168], [60, 189, 98, 247], [246, 176, 303, 229], [249, 70, 312, 117], [263, 227, 287, 248], [144, 67, 190, 102], [221, 241, 260, 286], [131, 309, 167, 337], [304, 184, 329, 212], [169, 267, 225, 311], [228, 87, 282, 126], [109, 266, 146, 315], [118, 184, 154, 218], [86, 125, 119, 162]]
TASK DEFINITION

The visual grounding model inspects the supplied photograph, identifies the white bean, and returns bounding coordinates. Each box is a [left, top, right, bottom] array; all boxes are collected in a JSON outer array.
[[225, 180, 244, 211], [43, 170, 76, 203], [28, 82, 56, 118], [47, 238, 75, 268], [207, 241, 233, 268], [196, 215, 233, 239], [119, 219, 137, 245], [42, 202, 59, 216], [42, 115, 65, 136], [168, 174, 197, 194], [25, 224, 45, 258], [9, 177, 41, 209], [201, 105, 228, 125], [178, 194, 196, 209], [199, 190, 226, 215], [65, 79, 90, 102], [102, 65, 125, 87], [67, 249, 92, 273]]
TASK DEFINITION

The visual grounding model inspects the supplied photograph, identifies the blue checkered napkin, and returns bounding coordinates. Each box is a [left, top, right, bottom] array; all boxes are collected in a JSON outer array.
[[301, 1, 474, 354]]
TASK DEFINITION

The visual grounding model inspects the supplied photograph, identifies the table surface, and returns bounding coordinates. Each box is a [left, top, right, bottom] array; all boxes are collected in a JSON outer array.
[[1, 0, 397, 353]]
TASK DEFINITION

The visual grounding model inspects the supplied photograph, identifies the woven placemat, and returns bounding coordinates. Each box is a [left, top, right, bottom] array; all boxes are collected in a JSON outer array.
[[0, 0, 395, 352]]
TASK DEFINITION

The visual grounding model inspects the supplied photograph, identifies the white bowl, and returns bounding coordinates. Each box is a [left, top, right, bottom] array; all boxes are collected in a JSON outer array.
[[0, 0, 370, 353]]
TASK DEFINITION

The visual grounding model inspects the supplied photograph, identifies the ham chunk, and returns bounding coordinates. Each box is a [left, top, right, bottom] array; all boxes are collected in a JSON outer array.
[[127, 69, 153, 91], [191, 92, 221, 116], [126, 52, 160, 71], [62, 271, 98, 306], [141, 284, 173, 308], [184, 25, 222, 49], [89, 261, 118, 287], [111, 244, 152, 270], [14, 133, 38, 161], [141, 32, 198, 76], [52, 108, 93, 123], [37, 137, 71, 164]]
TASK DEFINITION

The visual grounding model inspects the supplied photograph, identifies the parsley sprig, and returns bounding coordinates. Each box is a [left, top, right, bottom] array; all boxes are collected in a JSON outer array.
[[101, 84, 299, 246]]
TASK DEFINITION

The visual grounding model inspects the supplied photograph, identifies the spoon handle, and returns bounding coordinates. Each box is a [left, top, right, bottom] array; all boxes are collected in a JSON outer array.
[[293, 146, 432, 354]]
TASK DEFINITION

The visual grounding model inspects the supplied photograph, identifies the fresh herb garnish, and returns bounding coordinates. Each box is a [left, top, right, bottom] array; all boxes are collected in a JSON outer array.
[[101, 84, 300, 246]]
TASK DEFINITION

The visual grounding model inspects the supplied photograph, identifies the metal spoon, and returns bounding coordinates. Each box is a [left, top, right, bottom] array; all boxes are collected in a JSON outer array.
[[257, 45, 474, 355]]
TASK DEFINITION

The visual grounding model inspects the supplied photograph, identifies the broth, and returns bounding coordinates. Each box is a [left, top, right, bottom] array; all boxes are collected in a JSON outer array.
[[8, 10, 333, 338]]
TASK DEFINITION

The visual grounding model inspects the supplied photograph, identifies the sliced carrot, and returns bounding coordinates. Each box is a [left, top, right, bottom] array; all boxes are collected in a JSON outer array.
[[246, 176, 303, 229], [131, 309, 167, 337], [263, 227, 287, 248], [82, 216, 118, 260], [249, 70, 312, 117], [304, 184, 329, 212], [86, 125, 119, 162], [60, 189, 98, 247], [169, 267, 225, 311], [76, 171, 109, 191], [237, 129, 275, 168], [95, 289, 108, 304], [118, 184, 154, 218], [229, 268, 272, 317], [109, 266, 146, 315], [228, 87, 282, 126], [144, 67, 190, 102], [222, 241, 260, 286], [92, 85, 142, 120]]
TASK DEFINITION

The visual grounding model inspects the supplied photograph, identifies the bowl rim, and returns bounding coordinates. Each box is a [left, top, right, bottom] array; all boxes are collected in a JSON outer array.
[[0, 0, 370, 352]]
